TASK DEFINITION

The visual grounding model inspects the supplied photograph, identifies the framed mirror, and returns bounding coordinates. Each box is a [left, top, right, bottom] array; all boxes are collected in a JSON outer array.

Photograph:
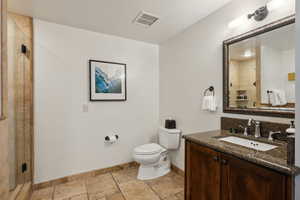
[[223, 16, 295, 118], [0, 13, 3, 120], [0, 61, 2, 120], [0, 65, 2, 120]]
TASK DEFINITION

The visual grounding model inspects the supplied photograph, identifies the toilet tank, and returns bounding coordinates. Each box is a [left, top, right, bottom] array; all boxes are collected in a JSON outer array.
[[158, 127, 182, 150]]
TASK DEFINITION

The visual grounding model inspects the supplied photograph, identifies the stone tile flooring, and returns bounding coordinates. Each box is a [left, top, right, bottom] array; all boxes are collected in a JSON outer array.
[[31, 167, 184, 200]]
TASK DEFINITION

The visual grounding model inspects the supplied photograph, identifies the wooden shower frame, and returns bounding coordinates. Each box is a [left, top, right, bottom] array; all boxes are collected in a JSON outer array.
[[8, 12, 34, 186]]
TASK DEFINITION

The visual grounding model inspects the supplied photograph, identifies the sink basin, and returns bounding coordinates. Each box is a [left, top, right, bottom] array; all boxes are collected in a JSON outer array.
[[218, 136, 277, 151]]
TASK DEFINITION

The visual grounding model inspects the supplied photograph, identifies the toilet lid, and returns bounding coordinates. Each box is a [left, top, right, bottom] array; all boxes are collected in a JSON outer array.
[[134, 143, 164, 155]]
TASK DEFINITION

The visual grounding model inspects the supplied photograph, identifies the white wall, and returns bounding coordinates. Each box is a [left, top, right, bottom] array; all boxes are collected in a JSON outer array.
[[261, 46, 295, 104], [159, 0, 295, 170], [34, 19, 159, 183], [282, 49, 296, 103], [295, 0, 300, 198]]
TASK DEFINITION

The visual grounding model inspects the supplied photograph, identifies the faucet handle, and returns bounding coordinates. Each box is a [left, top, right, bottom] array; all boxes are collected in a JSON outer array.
[[238, 125, 244, 129], [239, 125, 248, 136], [248, 119, 253, 126], [268, 131, 281, 141]]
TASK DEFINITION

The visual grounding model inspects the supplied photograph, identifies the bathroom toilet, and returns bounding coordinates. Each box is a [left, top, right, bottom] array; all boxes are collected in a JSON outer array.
[[133, 127, 181, 180]]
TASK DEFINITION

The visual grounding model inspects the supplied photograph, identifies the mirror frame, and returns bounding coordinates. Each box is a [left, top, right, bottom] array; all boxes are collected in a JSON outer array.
[[0, 2, 3, 121], [0, 61, 3, 120], [223, 15, 295, 119]]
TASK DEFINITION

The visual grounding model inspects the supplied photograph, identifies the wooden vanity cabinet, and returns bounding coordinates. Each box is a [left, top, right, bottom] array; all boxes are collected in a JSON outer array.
[[220, 153, 286, 200], [185, 141, 221, 200], [185, 141, 292, 200]]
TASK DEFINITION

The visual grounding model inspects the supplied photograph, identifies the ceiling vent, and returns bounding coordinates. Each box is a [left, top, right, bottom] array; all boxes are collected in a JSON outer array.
[[133, 11, 159, 27]]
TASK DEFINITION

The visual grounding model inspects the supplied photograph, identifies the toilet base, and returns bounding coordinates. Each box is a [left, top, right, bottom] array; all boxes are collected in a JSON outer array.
[[137, 153, 171, 180]]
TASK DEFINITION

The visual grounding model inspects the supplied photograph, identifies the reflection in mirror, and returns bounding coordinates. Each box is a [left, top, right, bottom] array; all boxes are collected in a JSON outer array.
[[228, 23, 295, 112]]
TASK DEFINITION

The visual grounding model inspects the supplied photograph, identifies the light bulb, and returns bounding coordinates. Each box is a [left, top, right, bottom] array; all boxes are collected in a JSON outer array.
[[244, 50, 253, 58]]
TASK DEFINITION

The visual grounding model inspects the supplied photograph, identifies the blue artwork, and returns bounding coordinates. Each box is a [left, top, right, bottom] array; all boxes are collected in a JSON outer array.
[[90, 60, 126, 101], [95, 66, 122, 93]]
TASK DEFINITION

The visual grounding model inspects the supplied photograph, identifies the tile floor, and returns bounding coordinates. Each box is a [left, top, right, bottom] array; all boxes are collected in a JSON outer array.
[[31, 167, 184, 200]]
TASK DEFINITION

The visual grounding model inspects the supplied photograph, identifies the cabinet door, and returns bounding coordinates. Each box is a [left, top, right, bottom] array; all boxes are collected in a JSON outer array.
[[221, 154, 286, 200], [185, 141, 221, 200]]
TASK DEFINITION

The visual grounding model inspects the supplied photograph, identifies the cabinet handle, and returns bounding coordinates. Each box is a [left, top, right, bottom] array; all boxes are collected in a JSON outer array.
[[213, 156, 219, 162], [221, 159, 228, 165]]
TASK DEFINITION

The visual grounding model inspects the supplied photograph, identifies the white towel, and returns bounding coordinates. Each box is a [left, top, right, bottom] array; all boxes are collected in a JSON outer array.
[[202, 95, 217, 112], [270, 89, 287, 106]]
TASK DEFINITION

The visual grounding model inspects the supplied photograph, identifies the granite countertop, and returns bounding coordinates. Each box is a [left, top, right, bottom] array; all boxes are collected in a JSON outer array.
[[183, 130, 300, 176]]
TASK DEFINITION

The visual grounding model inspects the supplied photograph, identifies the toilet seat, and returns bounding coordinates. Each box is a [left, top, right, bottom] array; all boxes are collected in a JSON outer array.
[[134, 143, 165, 155]]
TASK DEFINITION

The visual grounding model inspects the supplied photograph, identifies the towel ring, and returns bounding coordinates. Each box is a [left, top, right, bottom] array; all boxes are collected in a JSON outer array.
[[204, 86, 214, 96]]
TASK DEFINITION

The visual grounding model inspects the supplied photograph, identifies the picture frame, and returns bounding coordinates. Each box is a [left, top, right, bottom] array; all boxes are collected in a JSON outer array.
[[89, 60, 127, 101]]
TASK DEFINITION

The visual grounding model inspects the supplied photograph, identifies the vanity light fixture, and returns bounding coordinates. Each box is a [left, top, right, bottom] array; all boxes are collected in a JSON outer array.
[[247, 6, 269, 22], [228, 0, 284, 28]]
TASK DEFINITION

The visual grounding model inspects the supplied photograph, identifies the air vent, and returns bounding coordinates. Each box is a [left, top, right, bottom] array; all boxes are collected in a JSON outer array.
[[133, 11, 159, 27]]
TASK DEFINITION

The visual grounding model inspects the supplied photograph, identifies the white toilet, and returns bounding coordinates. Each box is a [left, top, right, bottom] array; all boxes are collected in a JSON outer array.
[[133, 127, 181, 180]]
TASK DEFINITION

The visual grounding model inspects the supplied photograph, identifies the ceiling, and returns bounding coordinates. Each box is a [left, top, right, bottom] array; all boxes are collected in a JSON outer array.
[[8, 0, 231, 44]]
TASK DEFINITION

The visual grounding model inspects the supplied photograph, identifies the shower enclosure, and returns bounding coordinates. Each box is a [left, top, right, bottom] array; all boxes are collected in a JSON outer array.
[[7, 12, 33, 192]]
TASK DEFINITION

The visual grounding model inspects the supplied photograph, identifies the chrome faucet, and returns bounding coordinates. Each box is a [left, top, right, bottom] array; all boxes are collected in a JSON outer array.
[[254, 121, 261, 138], [268, 131, 281, 141], [247, 118, 261, 138], [239, 125, 248, 136], [247, 118, 253, 127]]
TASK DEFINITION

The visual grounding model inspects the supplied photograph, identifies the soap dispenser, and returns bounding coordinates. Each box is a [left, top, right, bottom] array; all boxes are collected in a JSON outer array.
[[286, 120, 295, 165], [286, 120, 295, 135]]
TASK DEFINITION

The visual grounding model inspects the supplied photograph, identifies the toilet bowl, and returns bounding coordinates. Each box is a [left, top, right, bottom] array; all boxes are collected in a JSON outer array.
[[133, 128, 181, 180], [133, 143, 170, 180]]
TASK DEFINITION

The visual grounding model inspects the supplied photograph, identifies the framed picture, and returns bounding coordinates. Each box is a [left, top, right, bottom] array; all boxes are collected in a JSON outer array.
[[89, 60, 127, 101]]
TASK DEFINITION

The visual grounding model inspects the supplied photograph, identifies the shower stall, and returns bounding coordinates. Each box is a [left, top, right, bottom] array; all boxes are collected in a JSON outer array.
[[7, 12, 33, 193]]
